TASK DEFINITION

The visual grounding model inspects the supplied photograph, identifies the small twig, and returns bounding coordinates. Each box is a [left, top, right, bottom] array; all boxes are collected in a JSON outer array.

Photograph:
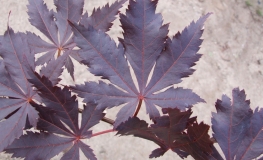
[[101, 117, 114, 125]]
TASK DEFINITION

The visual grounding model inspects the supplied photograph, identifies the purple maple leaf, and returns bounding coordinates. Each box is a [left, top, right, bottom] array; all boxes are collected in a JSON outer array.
[[212, 88, 263, 160], [70, 0, 210, 126], [117, 108, 215, 159], [26, 0, 127, 80], [4, 72, 105, 160]]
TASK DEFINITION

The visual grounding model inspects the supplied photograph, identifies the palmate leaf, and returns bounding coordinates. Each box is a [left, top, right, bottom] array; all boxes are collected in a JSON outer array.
[[0, 27, 38, 152], [116, 108, 217, 159], [70, 0, 210, 126], [26, 0, 127, 80], [27, 0, 83, 52], [212, 88, 263, 160], [5, 72, 105, 160], [26, 0, 82, 80]]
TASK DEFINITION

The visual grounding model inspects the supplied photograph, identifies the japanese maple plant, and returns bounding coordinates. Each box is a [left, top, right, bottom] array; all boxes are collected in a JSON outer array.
[[0, 0, 262, 159]]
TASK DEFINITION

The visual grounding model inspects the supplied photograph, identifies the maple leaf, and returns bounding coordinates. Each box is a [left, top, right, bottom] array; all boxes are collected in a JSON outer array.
[[212, 88, 263, 160], [4, 72, 105, 160], [26, 0, 127, 80], [70, 0, 210, 126], [116, 108, 214, 159], [0, 27, 38, 152]]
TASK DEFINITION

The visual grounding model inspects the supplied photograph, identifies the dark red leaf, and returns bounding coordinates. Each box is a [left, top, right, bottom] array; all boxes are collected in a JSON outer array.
[[173, 122, 213, 160], [117, 108, 213, 159], [149, 148, 168, 158], [208, 145, 224, 160], [116, 117, 163, 146], [171, 148, 189, 159], [80, 0, 127, 32], [116, 117, 169, 158], [185, 122, 212, 153], [151, 108, 213, 159], [150, 108, 193, 146]]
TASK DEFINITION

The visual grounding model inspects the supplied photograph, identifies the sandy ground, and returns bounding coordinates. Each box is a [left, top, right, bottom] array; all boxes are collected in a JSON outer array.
[[0, 0, 263, 159]]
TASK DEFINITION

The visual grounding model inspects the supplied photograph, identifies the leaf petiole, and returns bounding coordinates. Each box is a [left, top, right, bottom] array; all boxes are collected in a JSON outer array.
[[133, 99, 143, 117], [91, 129, 115, 137]]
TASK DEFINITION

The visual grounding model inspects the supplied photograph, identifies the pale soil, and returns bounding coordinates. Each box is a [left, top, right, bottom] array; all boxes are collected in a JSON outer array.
[[0, 0, 263, 159]]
